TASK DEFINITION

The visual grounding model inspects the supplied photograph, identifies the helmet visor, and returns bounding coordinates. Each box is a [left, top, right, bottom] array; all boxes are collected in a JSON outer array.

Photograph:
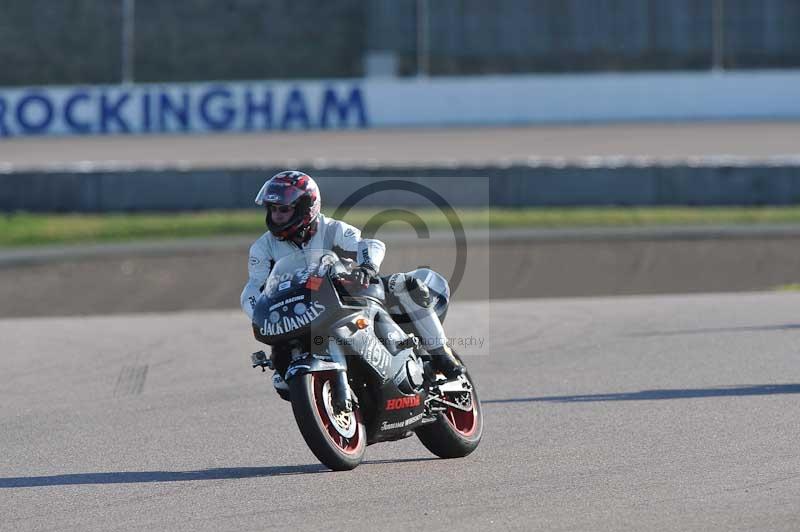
[[254, 181, 306, 206]]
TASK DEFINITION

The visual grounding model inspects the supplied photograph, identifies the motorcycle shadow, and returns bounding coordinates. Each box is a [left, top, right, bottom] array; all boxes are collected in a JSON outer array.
[[483, 383, 800, 404], [363, 457, 439, 466], [0, 458, 440, 488], [0, 466, 325, 488]]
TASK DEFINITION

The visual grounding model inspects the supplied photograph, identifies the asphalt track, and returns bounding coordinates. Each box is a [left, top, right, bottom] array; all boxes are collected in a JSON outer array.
[[2, 121, 800, 170], [2, 292, 800, 531]]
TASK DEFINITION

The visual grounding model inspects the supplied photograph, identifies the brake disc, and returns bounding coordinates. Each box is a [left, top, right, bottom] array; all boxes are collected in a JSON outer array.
[[322, 380, 357, 438]]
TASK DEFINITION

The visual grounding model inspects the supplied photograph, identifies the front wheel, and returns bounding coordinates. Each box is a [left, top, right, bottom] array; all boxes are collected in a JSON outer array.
[[289, 371, 366, 471], [416, 366, 483, 459]]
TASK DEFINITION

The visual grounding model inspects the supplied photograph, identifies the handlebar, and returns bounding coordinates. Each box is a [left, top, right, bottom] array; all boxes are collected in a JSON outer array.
[[333, 272, 358, 285], [332, 271, 368, 289]]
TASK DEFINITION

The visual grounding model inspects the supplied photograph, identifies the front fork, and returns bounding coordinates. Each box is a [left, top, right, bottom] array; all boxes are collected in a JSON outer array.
[[328, 336, 353, 413], [251, 339, 353, 413]]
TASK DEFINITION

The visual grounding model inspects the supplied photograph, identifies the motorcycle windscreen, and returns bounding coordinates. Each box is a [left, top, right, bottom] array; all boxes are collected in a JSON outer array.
[[253, 249, 343, 344], [262, 249, 342, 298]]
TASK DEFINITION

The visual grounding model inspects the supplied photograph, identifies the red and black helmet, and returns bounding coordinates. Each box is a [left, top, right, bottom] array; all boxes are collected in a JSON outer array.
[[254, 170, 321, 243]]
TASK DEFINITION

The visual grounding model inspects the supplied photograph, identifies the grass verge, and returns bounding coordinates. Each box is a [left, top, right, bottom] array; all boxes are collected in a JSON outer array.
[[4, 206, 800, 247]]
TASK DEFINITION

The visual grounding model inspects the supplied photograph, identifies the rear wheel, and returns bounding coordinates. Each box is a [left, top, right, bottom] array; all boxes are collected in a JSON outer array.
[[289, 371, 366, 471], [416, 364, 483, 459]]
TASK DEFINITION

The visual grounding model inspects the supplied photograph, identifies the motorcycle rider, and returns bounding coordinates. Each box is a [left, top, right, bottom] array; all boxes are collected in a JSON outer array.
[[240, 170, 464, 396]]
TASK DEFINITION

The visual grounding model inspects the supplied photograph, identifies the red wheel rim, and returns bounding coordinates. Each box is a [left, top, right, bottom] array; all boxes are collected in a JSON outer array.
[[444, 392, 478, 437], [311, 372, 362, 455]]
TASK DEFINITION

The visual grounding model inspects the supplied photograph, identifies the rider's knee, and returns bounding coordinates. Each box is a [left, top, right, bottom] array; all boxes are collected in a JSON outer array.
[[405, 276, 432, 308], [387, 272, 432, 309]]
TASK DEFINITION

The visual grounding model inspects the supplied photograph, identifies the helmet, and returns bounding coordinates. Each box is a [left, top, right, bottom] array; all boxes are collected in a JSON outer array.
[[254, 170, 321, 243]]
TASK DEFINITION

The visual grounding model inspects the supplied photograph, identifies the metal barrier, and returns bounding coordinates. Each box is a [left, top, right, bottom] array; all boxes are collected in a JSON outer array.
[[1, 0, 799, 86], [3, 163, 800, 212]]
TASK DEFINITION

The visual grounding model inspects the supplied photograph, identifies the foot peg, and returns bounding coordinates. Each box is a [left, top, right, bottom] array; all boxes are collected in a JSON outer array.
[[251, 350, 272, 371]]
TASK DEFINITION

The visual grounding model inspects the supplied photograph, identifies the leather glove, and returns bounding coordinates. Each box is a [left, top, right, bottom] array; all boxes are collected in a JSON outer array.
[[350, 265, 377, 287]]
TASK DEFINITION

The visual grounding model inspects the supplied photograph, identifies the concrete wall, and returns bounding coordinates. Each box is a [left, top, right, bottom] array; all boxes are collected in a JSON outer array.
[[363, 71, 800, 126], [4, 230, 800, 318], [3, 164, 800, 212], [2, 71, 800, 138]]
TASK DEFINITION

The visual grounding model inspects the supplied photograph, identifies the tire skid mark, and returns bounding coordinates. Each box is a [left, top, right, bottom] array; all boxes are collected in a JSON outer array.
[[114, 364, 149, 397]]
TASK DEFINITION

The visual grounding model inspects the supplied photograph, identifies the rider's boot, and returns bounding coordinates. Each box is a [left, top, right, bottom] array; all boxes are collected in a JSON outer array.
[[252, 349, 291, 401], [272, 371, 290, 400], [429, 344, 466, 380], [267, 349, 291, 401]]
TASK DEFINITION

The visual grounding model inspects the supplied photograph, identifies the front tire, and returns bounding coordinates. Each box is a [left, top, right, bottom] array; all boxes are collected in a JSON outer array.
[[416, 365, 483, 459], [289, 371, 366, 471]]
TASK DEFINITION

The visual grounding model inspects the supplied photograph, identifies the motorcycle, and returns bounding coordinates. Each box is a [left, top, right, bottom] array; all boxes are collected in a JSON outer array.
[[249, 249, 482, 471]]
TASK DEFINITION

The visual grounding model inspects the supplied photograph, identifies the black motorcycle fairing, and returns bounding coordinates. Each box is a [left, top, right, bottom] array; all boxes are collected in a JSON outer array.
[[284, 355, 346, 381], [252, 274, 340, 346], [372, 307, 413, 355], [365, 383, 428, 444], [249, 249, 440, 446], [323, 303, 431, 443], [336, 277, 386, 303], [327, 305, 421, 389]]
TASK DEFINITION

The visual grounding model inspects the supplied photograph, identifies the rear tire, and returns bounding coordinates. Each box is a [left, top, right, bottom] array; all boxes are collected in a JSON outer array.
[[416, 364, 483, 459], [289, 371, 366, 471]]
